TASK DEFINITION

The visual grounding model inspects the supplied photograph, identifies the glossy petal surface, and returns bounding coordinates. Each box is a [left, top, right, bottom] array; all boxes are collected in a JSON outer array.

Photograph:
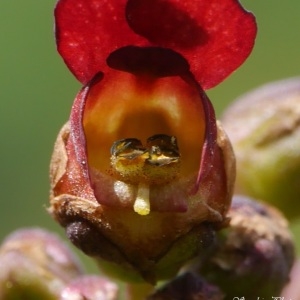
[[55, 0, 256, 88]]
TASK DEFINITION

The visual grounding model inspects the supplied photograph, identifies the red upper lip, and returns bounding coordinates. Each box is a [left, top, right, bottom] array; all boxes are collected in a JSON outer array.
[[55, 0, 257, 89]]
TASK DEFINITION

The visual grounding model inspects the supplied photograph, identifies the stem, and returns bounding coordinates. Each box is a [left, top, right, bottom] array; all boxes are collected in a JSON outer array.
[[125, 282, 154, 300]]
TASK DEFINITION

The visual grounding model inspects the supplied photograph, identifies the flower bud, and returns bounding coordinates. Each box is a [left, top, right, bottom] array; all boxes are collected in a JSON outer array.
[[49, 67, 235, 283], [197, 195, 295, 298], [60, 275, 118, 300], [0, 228, 83, 299], [221, 77, 300, 218]]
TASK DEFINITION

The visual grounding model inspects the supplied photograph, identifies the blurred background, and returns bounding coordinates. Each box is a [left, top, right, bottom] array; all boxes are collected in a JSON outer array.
[[0, 0, 299, 272]]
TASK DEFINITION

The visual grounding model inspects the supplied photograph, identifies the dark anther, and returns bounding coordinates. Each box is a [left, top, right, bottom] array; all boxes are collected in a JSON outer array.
[[146, 134, 180, 166], [110, 138, 146, 159]]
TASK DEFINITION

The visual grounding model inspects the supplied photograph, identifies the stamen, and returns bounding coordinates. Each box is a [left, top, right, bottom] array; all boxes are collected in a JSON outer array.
[[110, 134, 181, 215], [133, 183, 150, 215], [111, 138, 146, 159], [146, 134, 180, 166]]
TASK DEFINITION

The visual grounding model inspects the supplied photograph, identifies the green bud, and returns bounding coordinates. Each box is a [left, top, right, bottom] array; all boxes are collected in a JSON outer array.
[[221, 77, 300, 218]]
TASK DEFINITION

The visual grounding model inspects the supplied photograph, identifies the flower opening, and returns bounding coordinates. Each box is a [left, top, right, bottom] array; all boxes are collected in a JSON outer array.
[[83, 69, 207, 214]]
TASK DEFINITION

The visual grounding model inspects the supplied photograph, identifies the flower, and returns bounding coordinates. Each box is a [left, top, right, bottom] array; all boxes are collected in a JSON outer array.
[[49, 0, 256, 283]]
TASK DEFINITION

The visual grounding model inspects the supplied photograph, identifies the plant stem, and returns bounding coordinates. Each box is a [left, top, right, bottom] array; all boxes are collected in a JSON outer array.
[[125, 282, 154, 300]]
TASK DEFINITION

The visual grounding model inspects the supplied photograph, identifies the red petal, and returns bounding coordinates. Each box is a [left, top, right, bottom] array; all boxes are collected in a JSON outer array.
[[55, 0, 145, 84], [55, 0, 256, 89], [126, 0, 257, 89]]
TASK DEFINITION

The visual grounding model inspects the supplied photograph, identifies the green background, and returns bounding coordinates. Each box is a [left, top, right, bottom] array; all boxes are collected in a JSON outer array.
[[0, 0, 299, 273]]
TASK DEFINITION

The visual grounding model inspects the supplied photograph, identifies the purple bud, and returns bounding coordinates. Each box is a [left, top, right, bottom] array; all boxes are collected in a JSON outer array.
[[196, 195, 295, 298], [0, 228, 83, 299]]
